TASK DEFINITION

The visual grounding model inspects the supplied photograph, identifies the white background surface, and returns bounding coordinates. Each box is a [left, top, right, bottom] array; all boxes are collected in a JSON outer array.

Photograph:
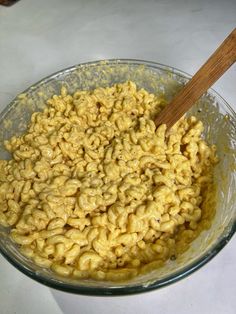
[[0, 0, 235, 313]]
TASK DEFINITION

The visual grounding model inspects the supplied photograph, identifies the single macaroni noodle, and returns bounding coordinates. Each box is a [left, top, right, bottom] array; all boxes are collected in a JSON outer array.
[[0, 82, 218, 281]]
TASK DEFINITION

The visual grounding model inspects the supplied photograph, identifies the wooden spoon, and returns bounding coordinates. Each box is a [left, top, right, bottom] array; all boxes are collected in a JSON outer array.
[[155, 28, 236, 129]]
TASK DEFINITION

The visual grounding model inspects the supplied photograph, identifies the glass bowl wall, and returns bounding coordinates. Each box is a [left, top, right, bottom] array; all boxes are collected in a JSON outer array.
[[0, 59, 235, 295]]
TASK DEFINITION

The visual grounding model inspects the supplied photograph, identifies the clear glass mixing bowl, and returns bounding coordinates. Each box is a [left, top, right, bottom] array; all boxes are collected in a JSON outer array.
[[0, 59, 235, 295]]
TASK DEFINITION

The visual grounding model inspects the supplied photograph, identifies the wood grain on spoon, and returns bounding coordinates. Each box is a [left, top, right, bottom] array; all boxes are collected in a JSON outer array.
[[155, 28, 236, 129]]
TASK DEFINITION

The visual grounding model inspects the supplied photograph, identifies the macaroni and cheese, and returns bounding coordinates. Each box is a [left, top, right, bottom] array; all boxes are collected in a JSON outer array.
[[0, 82, 218, 281]]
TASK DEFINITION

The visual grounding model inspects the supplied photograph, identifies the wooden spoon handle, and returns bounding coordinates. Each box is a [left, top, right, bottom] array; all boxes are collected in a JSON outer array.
[[155, 28, 236, 129]]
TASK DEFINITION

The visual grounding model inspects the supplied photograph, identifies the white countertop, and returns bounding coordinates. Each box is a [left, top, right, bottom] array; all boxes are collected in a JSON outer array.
[[0, 0, 235, 313]]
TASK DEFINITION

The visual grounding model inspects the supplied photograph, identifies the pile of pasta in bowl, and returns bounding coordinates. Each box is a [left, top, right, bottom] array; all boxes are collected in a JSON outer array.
[[0, 81, 218, 281]]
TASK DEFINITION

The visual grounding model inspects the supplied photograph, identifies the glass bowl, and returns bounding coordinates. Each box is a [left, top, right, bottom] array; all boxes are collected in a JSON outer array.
[[0, 59, 235, 296]]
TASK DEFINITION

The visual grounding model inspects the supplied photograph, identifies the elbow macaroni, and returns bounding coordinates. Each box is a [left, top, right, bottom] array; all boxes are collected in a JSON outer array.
[[0, 81, 218, 281]]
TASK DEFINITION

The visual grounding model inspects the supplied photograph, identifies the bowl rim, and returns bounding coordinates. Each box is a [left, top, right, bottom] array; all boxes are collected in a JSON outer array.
[[0, 58, 235, 296]]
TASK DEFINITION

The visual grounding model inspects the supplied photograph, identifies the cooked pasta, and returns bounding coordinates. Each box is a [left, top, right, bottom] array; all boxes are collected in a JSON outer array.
[[0, 81, 218, 281]]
